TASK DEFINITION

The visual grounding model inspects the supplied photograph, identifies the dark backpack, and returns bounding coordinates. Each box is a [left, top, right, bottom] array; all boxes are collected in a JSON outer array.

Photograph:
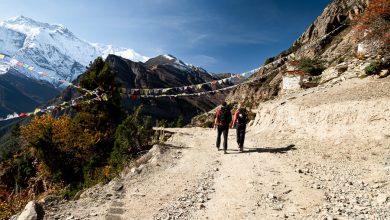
[[237, 108, 248, 125], [218, 107, 231, 125]]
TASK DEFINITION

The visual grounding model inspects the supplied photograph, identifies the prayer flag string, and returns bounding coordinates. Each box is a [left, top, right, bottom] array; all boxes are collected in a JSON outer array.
[[0, 23, 348, 121]]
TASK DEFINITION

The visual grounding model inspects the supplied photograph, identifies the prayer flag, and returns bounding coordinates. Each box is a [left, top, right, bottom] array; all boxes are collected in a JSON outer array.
[[10, 58, 18, 66], [131, 95, 138, 101], [102, 94, 109, 101], [28, 66, 34, 71], [33, 108, 41, 114], [0, 54, 5, 59]]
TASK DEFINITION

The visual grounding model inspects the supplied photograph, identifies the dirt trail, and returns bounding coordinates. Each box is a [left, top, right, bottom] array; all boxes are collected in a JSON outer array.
[[43, 77, 390, 220], [116, 127, 325, 220]]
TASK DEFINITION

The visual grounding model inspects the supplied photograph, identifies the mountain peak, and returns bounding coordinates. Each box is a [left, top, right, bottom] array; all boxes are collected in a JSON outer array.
[[145, 54, 187, 67], [162, 54, 178, 61], [4, 15, 64, 31], [0, 16, 149, 86]]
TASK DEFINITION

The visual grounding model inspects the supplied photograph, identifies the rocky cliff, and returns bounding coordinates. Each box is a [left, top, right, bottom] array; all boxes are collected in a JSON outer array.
[[225, 0, 379, 106], [57, 54, 230, 124]]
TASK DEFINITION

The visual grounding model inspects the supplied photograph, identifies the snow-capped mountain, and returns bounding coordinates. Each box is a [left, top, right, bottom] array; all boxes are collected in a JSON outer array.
[[0, 16, 149, 86], [145, 54, 211, 77]]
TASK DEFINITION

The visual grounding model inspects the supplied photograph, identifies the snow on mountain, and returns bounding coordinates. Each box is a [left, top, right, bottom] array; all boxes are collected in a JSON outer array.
[[93, 43, 148, 62], [0, 16, 149, 86], [146, 54, 212, 78]]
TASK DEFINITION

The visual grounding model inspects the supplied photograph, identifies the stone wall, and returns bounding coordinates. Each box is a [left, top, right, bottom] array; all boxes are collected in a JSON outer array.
[[282, 75, 303, 91]]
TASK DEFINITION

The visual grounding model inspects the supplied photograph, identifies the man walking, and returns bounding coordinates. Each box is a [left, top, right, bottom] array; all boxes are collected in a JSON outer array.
[[214, 102, 232, 154], [232, 103, 248, 152]]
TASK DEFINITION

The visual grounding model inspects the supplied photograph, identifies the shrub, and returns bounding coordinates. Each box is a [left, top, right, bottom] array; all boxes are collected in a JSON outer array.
[[175, 115, 185, 128], [365, 61, 380, 75], [356, 53, 366, 60], [298, 58, 325, 76], [203, 121, 213, 128], [0, 124, 21, 163], [263, 57, 275, 65], [110, 106, 153, 170]]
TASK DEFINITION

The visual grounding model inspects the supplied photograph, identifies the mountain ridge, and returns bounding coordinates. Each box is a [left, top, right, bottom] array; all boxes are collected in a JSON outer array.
[[54, 54, 228, 123], [0, 15, 149, 85]]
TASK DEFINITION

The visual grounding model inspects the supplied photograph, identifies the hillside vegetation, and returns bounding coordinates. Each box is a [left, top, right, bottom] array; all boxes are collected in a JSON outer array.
[[0, 58, 155, 219], [1, 0, 389, 219]]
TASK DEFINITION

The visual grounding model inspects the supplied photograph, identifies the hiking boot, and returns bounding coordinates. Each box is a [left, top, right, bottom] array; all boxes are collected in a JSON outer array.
[[239, 147, 243, 152], [224, 150, 227, 154]]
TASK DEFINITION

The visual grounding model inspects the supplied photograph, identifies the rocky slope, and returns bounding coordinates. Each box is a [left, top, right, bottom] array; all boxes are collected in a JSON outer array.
[[20, 76, 389, 220], [292, 0, 369, 61], [56, 54, 230, 123], [0, 69, 59, 116], [225, 0, 374, 106]]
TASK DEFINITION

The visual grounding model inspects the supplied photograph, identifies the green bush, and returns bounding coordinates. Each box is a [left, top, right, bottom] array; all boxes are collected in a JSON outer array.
[[110, 106, 153, 169], [364, 62, 380, 75], [263, 57, 275, 65], [203, 121, 213, 128], [298, 58, 325, 76], [0, 124, 21, 163], [14, 153, 35, 189], [175, 115, 185, 128]]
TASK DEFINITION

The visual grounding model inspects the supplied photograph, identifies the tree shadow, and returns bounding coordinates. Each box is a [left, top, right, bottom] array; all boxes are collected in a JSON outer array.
[[233, 144, 296, 154]]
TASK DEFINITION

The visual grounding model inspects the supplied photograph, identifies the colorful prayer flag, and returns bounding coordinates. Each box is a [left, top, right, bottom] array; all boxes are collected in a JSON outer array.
[[28, 66, 34, 71], [130, 95, 138, 101], [33, 108, 41, 114], [0, 54, 5, 59], [102, 94, 109, 101]]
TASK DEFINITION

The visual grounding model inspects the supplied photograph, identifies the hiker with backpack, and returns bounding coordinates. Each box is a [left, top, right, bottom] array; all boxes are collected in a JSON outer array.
[[232, 103, 248, 152], [214, 102, 232, 154]]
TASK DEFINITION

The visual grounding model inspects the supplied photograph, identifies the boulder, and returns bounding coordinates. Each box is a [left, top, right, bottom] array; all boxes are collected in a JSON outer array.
[[17, 201, 44, 220], [379, 69, 389, 78], [376, 194, 388, 204]]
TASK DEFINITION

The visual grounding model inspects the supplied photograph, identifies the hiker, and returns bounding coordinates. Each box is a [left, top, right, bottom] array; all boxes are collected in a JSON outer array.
[[214, 102, 232, 154], [232, 103, 248, 152]]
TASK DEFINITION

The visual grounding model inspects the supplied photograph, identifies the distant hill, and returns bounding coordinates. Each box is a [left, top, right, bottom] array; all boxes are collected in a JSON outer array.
[[0, 69, 59, 117], [56, 54, 231, 123]]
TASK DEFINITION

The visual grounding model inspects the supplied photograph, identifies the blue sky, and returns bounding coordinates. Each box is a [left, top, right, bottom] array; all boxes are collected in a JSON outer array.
[[0, 0, 331, 73]]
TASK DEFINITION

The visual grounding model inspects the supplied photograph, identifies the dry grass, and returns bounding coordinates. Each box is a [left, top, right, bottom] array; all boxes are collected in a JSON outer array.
[[0, 190, 30, 220]]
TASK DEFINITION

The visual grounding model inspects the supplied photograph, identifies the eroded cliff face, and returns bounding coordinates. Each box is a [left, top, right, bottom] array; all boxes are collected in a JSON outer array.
[[293, 0, 368, 59], [225, 0, 372, 107]]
